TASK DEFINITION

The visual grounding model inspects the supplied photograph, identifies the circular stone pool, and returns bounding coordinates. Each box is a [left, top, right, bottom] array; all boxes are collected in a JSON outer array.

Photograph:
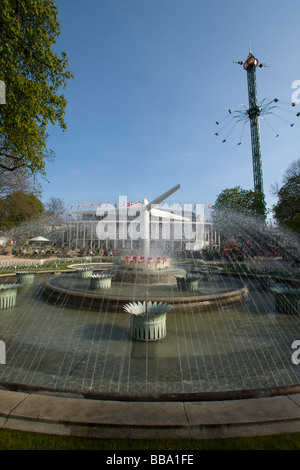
[[0, 271, 300, 399], [42, 272, 249, 313]]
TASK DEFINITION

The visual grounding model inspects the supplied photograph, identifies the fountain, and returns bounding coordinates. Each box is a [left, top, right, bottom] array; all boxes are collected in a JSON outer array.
[[0, 195, 300, 400], [42, 251, 248, 313], [42, 185, 249, 313]]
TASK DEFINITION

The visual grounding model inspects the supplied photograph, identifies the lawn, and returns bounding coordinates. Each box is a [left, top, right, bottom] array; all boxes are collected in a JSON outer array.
[[1, 428, 300, 450]]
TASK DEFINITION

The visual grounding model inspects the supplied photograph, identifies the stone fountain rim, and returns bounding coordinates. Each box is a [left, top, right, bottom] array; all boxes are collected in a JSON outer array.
[[42, 273, 249, 309]]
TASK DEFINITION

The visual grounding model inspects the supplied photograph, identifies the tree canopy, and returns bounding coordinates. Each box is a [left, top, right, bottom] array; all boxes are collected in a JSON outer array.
[[213, 186, 266, 217], [0, 191, 44, 231], [272, 160, 300, 233], [211, 186, 267, 242], [0, 0, 72, 175]]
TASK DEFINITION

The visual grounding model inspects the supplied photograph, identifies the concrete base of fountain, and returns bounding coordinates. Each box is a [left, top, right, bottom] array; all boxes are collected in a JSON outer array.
[[113, 267, 186, 285], [42, 272, 249, 313], [113, 256, 185, 285]]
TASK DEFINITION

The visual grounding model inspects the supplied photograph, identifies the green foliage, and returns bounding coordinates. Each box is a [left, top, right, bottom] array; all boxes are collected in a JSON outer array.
[[213, 186, 267, 218], [211, 186, 267, 242], [0, 0, 73, 175], [0, 190, 44, 230], [273, 174, 300, 233]]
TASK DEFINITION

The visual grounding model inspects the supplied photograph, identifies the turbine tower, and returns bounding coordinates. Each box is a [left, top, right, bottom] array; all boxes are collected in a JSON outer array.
[[235, 46, 266, 194]]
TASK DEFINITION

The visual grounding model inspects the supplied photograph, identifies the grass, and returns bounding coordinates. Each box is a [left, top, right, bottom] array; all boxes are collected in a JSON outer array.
[[1, 429, 300, 450]]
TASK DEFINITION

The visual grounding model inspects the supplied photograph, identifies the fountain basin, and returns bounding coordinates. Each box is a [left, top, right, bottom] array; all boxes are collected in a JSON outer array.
[[42, 273, 249, 313], [112, 267, 186, 285]]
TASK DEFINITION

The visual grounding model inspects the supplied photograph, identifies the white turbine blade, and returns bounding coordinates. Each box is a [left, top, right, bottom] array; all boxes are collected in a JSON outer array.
[[150, 208, 190, 221], [145, 184, 181, 211]]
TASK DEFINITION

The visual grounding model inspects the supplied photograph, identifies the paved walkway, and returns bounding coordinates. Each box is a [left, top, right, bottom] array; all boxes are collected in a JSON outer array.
[[1, 389, 300, 440]]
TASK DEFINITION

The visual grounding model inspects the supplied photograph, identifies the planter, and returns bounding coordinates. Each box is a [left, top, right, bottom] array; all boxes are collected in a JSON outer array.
[[15, 271, 35, 285], [271, 286, 300, 315], [0, 284, 20, 309], [89, 274, 113, 289], [76, 267, 94, 279], [124, 301, 172, 341], [176, 274, 199, 292]]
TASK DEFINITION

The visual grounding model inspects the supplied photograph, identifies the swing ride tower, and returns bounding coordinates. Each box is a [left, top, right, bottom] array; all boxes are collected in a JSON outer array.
[[216, 47, 299, 196], [239, 50, 264, 194]]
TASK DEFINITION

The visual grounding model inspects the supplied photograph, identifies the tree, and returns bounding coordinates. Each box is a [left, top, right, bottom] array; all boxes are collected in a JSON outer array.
[[282, 158, 300, 184], [273, 175, 300, 233], [271, 159, 300, 233], [45, 196, 66, 245], [45, 196, 66, 219], [212, 186, 267, 245], [0, 191, 44, 231], [213, 186, 266, 218], [0, 0, 73, 175], [0, 167, 40, 200]]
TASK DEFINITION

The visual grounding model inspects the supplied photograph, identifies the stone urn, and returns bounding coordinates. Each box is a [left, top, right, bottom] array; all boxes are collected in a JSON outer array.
[[76, 267, 94, 279], [0, 284, 20, 309], [124, 301, 172, 341], [15, 271, 35, 285], [89, 274, 113, 289], [175, 274, 199, 292]]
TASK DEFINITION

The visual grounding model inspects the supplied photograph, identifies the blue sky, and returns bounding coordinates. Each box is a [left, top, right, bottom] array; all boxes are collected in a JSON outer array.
[[43, 0, 300, 217]]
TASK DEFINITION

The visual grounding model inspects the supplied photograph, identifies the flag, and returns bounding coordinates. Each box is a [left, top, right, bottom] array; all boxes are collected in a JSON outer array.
[[114, 202, 118, 208], [83, 202, 87, 208], [136, 201, 140, 206], [120, 201, 125, 207], [127, 201, 133, 207], [71, 203, 73, 210], [208, 204, 212, 209], [98, 202, 102, 207], [77, 203, 80, 209], [90, 202, 94, 207]]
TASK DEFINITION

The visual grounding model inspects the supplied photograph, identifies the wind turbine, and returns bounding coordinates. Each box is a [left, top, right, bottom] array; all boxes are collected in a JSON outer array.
[[136, 184, 190, 259]]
